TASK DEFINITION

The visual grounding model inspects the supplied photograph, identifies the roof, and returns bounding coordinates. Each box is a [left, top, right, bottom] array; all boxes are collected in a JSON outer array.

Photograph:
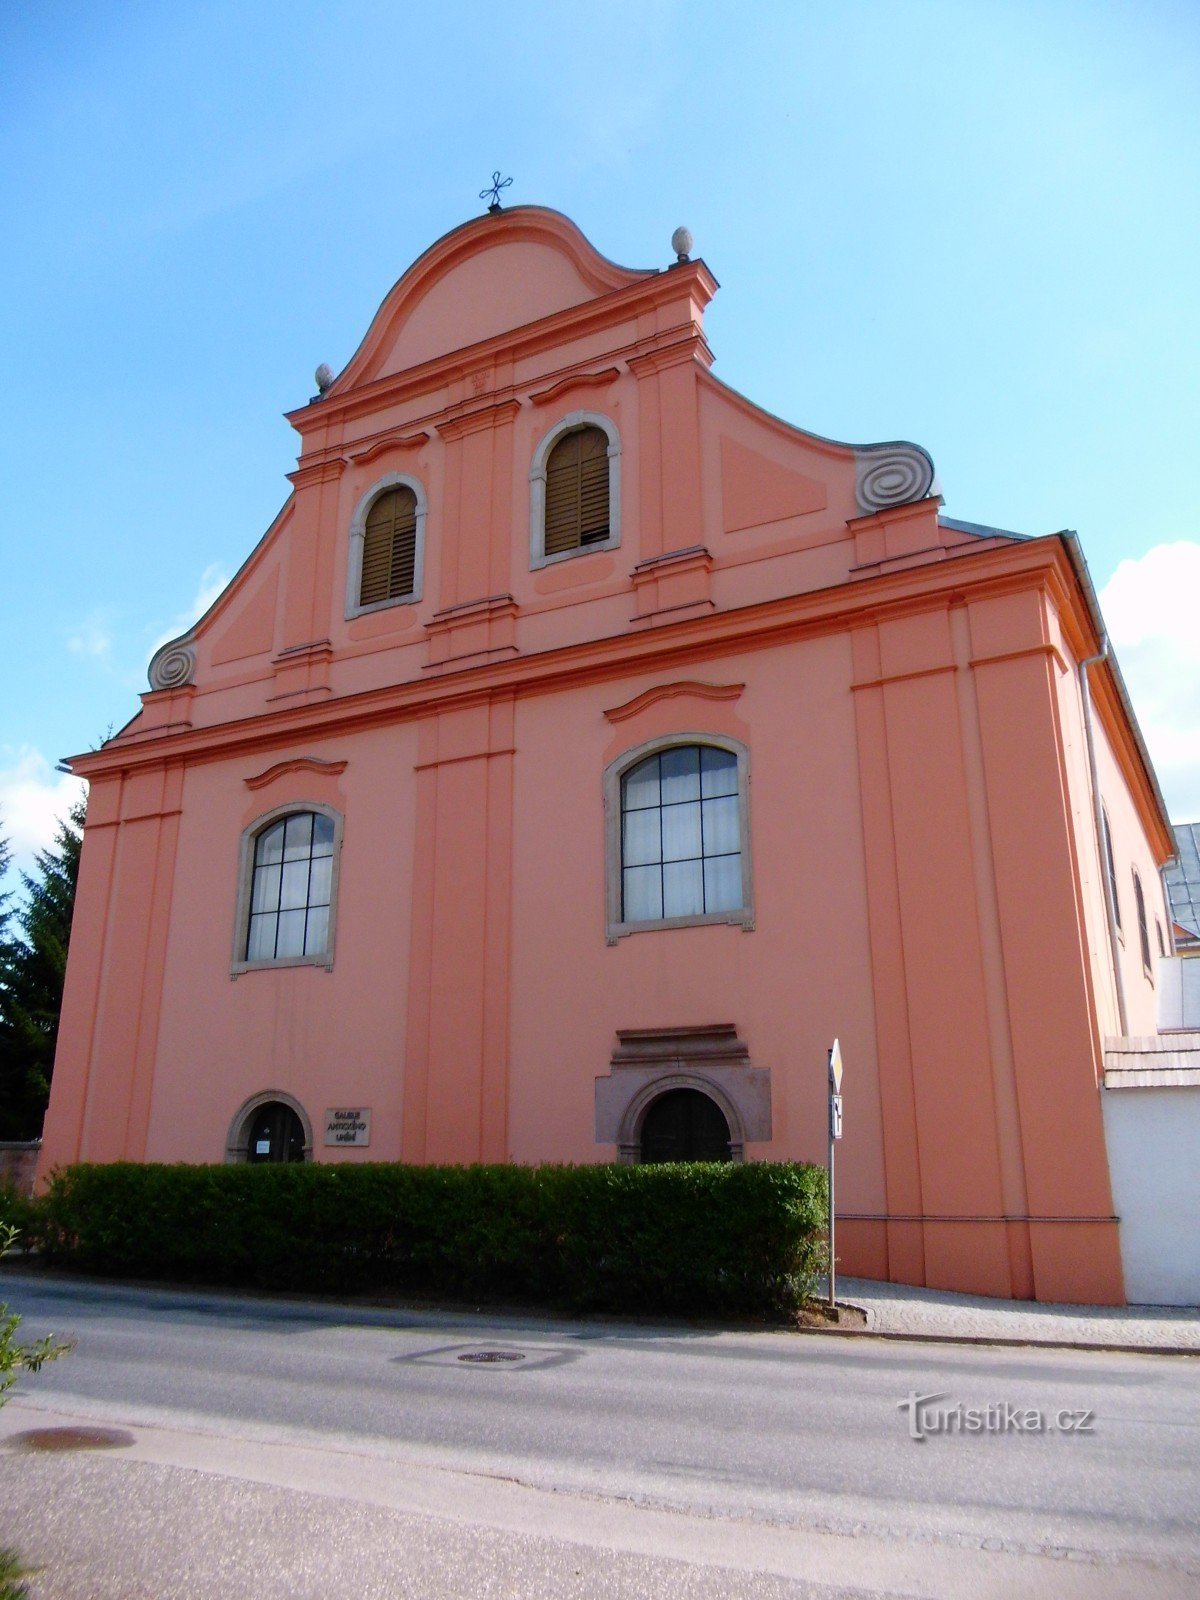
[[1165, 822, 1200, 943], [938, 514, 1031, 542]]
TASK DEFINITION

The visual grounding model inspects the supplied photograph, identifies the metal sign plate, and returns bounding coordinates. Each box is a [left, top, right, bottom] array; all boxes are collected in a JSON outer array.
[[829, 1039, 844, 1092], [324, 1108, 371, 1147]]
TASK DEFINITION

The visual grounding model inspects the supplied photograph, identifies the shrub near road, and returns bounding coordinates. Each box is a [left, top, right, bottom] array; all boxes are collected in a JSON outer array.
[[30, 1160, 827, 1318]]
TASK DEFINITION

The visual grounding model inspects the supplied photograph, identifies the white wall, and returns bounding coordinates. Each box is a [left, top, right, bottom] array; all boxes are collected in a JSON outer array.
[[1158, 957, 1200, 1030], [1103, 1086, 1200, 1305]]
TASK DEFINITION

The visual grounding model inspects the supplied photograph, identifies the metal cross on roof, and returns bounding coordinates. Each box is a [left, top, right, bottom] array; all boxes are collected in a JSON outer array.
[[480, 171, 513, 213]]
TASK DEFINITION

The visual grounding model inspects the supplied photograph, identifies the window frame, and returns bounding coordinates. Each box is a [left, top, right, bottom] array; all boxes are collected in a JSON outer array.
[[530, 411, 621, 570], [603, 734, 753, 942], [231, 802, 344, 975], [345, 473, 428, 619], [1102, 807, 1123, 939], [1133, 867, 1153, 977]]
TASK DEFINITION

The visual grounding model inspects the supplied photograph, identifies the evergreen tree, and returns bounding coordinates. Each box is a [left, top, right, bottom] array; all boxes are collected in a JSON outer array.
[[0, 800, 85, 1140], [0, 821, 11, 941]]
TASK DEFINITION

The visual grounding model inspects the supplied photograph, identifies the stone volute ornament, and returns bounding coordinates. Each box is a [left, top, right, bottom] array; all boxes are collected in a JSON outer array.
[[853, 441, 937, 516], [147, 635, 196, 692]]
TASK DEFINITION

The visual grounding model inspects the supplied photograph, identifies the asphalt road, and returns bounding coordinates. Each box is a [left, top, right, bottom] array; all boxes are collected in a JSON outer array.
[[0, 1271, 1197, 1598]]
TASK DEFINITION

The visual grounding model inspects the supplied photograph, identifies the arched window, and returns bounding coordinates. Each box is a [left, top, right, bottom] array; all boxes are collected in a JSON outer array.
[[545, 426, 609, 555], [346, 474, 427, 617], [233, 805, 343, 972], [1133, 870, 1152, 974], [530, 412, 620, 567], [1102, 810, 1122, 933], [603, 737, 753, 939]]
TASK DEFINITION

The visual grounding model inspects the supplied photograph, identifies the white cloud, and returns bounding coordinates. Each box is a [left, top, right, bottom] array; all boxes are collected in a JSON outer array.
[[0, 747, 86, 880], [1100, 541, 1200, 824], [66, 609, 115, 661], [147, 562, 230, 662]]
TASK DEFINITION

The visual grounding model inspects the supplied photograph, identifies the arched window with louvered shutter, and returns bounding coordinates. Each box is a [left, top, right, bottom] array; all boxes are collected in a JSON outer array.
[[530, 412, 621, 568], [544, 426, 609, 555], [346, 473, 428, 618]]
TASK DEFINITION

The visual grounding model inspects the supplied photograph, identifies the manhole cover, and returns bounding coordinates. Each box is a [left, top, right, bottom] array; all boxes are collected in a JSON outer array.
[[10, 1427, 135, 1452], [457, 1350, 526, 1364]]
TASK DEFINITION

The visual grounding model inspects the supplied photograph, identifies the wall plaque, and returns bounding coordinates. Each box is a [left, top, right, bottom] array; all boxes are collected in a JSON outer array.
[[324, 1107, 371, 1147]]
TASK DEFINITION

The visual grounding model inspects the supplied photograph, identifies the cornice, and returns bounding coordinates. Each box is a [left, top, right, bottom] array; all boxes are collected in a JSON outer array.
[[626, 329, 714, 376], [434, 397, 523, 441], [285, 459, 346, 489], [290, 317, 710, 478], [287, 265, 716, 436], [70, 539, 1077, 783]]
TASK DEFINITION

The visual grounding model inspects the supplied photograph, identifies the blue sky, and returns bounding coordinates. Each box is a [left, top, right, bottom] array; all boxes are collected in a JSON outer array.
[[2, 0, 1198, 890]]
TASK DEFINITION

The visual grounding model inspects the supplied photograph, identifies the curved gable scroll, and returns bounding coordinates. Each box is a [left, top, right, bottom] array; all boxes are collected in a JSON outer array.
[[329, 209, 655, 391]]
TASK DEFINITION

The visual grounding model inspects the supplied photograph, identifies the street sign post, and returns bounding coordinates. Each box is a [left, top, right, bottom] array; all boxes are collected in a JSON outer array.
[[827, 1039, 843, 1311]]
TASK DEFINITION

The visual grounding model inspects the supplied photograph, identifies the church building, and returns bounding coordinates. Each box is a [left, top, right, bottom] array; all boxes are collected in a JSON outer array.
[[38, 205, 1177, 1305]]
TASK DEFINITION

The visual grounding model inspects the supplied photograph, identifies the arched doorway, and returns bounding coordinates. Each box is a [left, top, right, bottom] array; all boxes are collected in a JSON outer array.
[[640, 1088, 732, 1163], [245, 1100, 307, 1164]]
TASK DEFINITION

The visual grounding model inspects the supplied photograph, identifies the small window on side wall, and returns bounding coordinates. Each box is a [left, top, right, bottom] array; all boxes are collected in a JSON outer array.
[[531, 412, 620, 568], [1102, 810, 1122, 932], [233, 805, 342, 973], [347, 474, 427, 618], [604, 737, 753, 940], [1133, 869, 1152, 975]]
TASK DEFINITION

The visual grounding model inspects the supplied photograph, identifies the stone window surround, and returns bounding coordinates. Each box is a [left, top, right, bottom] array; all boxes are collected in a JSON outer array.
[[529, 410, 621, 570], [345, 472, 429, 619], [594, 1024, 772, 1164], [603, 733, 754, 942], [230, 801, 345, 976], [225, 1089, 314, 1164]]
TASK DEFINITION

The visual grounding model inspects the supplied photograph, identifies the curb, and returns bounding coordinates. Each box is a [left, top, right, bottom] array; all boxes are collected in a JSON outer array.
[[797, 1305, 1200, 1358]]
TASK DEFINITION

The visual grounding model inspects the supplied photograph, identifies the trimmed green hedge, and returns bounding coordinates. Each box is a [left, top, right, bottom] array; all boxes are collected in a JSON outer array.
[[30, 1160, 826, 1318]]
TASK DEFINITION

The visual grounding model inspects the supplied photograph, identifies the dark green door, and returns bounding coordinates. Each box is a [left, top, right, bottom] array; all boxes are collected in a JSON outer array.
[[639, 1089, 731, 1163]]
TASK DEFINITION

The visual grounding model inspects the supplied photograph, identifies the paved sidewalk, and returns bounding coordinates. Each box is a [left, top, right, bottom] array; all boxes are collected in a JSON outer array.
[[835, 1276, 1200, 1351]]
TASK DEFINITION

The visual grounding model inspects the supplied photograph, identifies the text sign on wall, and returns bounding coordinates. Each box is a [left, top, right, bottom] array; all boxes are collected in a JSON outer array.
[[324, 1108, 371, 1147]]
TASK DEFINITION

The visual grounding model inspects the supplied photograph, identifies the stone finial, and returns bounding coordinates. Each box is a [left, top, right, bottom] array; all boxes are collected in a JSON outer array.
[[314, 363, 335, 395], [671, 226, 693, 263]]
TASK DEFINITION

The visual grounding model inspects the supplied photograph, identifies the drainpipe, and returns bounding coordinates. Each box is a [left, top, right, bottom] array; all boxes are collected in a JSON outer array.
[[1080, 634, 1129, 1038]]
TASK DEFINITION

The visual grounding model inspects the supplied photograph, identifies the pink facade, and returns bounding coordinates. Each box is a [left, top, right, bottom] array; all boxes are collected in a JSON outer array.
[[39, 208, 1176, 1303]]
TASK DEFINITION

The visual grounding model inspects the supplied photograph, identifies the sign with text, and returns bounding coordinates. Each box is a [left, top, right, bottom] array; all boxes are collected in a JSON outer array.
[[324, 1108, 371, 1147], [830, 1093, 843, 1141]]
